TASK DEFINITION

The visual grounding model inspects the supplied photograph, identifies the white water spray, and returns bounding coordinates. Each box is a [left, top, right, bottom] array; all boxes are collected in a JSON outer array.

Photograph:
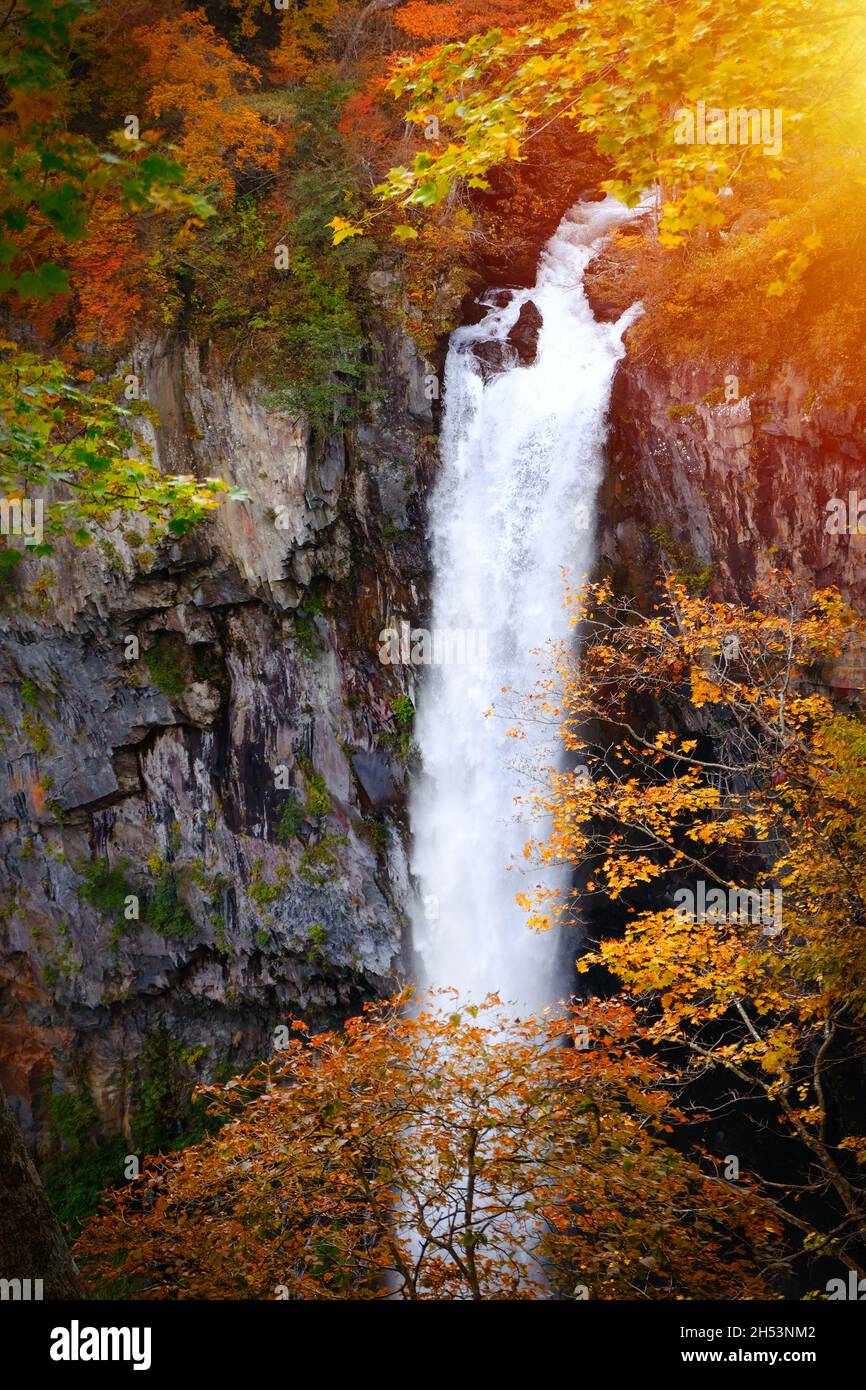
[[409, 197, 641, 1009]]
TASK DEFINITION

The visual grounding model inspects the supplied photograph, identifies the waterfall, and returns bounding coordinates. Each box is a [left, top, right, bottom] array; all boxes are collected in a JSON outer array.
[[409, 196, 641, 1010]]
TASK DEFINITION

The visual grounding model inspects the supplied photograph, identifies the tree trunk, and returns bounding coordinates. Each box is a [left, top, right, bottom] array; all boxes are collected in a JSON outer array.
[[0, 1085, 85, 1299], [339, 0, 403, 70]]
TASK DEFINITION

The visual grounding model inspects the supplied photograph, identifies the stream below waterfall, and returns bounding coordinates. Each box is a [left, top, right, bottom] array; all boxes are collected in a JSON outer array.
[[409, 195, 642, 1009]]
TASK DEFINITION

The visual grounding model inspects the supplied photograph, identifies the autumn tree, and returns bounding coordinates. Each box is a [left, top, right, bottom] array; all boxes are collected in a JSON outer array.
[[270, 0, 345, 82], [379, 0, 864, 248], [515, 571, 866, 1280], [0, 0, 216, 306], [76, 992, 779, 1299], [394, 0, 565, 45], [132, 8, 284, 197], [65, 194, 144, 346], [0, 0, 247, 549]]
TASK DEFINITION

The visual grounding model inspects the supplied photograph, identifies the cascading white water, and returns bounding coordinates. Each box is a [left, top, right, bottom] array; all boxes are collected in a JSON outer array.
[[409, 196, 641, 1010]]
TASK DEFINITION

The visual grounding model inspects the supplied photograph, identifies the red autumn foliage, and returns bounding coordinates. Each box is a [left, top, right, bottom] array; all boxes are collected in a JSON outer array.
[[67, 196, 144, 346]]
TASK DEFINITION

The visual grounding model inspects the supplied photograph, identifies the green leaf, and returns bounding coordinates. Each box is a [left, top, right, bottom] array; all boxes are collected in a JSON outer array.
[[13, 263, 70, 301]]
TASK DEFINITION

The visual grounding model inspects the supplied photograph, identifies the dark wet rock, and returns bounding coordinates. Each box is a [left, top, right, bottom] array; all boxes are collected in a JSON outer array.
[[507, 299, 543, 365], [468, 298, 543, 380], [586, 294, 625, 325], [351, 749, 404, 810], [468, 336, 516, 381]]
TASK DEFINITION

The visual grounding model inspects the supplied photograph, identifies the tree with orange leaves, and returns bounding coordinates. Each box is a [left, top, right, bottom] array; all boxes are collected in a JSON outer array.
[[270, 0, 344, 83], [76, 992, 779, 1299], [66, 194, 143, 346], [133, 8, 284, 196], [394, 0, 563, 43], [0, 0, 240, 551]]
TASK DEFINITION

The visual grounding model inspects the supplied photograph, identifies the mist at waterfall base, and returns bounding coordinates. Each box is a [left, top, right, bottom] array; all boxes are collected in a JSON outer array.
[[409, 196, 641, 1011]]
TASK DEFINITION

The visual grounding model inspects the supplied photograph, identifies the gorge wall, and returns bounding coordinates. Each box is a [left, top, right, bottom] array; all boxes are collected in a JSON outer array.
[[0, 277, 437, 1147], [599, 354, 866, 628]]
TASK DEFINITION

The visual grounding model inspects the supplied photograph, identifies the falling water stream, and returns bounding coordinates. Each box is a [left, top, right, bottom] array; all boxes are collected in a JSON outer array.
[[409, 196, 642, 1009]]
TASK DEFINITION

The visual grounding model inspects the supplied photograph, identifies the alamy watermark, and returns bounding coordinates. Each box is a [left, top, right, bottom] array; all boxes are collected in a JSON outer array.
[[0, 496, 44, 546], [825, 490, 866, 536], [826, 1272, 866, 1300], [378, 621, 488, 667], [50, 1321, 152, 1371], [0, 1277, 43, 1300], [673, 102, 783, 157], [674, 881, 783, 936]]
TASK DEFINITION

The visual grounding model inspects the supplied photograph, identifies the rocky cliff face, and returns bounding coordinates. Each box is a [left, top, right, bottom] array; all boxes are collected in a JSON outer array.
[[580, 219, 866, 635], [598, 353, 866, 665], [0, 287, 438, 1146]]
